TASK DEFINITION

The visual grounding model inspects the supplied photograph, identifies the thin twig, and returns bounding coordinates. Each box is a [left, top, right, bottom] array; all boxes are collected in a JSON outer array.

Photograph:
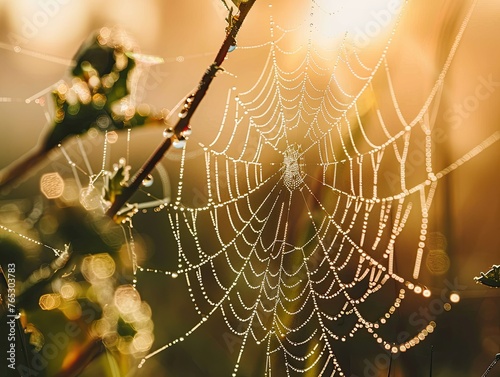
[[0, 147, 49, 192]]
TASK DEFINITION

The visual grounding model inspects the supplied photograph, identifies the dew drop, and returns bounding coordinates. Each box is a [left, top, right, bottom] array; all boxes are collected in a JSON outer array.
[[181, 126, 192, 138], [142, 174, 154, 187], [79, 185, 101, 210], [173, 137, 186, 149], [228, 44, 237, 53], [163, 128, 174, 138]]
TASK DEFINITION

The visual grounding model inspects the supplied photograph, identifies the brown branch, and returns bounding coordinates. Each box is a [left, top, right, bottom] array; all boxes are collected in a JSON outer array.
[[0, 147, 49, 193], [106, 0, 257, 219]]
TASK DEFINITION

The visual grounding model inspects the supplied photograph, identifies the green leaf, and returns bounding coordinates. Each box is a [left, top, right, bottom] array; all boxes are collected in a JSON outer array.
[[43, 29, 163, 151]]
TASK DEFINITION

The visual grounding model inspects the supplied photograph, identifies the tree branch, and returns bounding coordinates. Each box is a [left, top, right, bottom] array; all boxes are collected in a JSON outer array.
[[106, 0, 257, 219]]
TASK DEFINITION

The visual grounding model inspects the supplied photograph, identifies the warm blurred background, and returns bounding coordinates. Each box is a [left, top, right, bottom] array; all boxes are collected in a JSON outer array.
[[0, 1, 499, 376]]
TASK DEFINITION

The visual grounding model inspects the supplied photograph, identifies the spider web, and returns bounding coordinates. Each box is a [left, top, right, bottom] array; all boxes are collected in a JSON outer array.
[[1, 0, 499, 376], [131, 0, 498, 375]]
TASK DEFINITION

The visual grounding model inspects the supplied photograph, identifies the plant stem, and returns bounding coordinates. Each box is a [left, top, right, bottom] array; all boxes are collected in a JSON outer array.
[[53, 339, 106, 377], [106, 0, 257, 219], [0, 147, 49, 193]]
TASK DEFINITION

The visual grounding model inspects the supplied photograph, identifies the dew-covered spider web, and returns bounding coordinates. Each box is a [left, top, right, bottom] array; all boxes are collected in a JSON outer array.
[[1, 0, 500, 376]]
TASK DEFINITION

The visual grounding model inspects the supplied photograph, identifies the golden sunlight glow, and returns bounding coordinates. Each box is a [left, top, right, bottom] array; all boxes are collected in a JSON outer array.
[[59, 282, 78, 300], [81, 253, 116, 282], [133, 331, 154, 352], [40, 172, 64, 199], [106, 131, 119, 144], [312, 0, 403, 46], [39, 293, 61, 310], [426, 249, 450, 275], [114, 285, 141, 314], [449, 292, 461, 303], [94, 1, 161, 50], [5, 1, 90, 55]]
